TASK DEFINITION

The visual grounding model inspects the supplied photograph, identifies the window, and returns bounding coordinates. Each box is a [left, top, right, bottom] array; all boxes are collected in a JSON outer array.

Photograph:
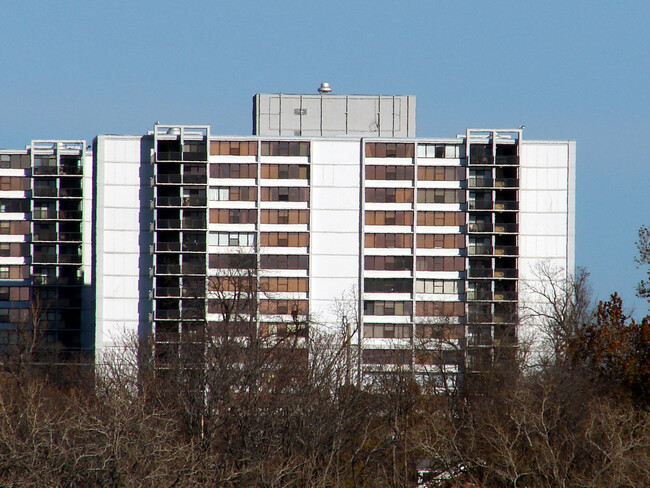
[[416, 234, 465, 249], [364, 233, 413, 249], [417, 189, 465, 204], [416, 280, 463, 294], [261, 164, 309, 179], [210, 140, 258, 156], [208, 187, 256, 201], [416, 144, 463, 159], [260, 232, 309, 247], [417, 211, 465, 227], [209, 254, 256, 269], [365, 143, 414, 158], [260, 277, 308, 293], [261, 187, 309, 202], [260, 254, 309, 270], [261, 141, 309, 157], [364, 255, 412, 271], [259, 299, 309, 315], [417, 166, 465, 181], [363, 301, 412, 316], [365, 188, 413, 203], [364, 278, 412, 293], [416, 256, 465, 272], [209, 232, 256, 247], [210, 163, 257, 179], [261, 209, 309, 225], [0, 266, 8, 279], [416, 301, 464, 317], [365, 165, 414, 180], [364, 323, 412, 339], [209, 209, 257, 224]]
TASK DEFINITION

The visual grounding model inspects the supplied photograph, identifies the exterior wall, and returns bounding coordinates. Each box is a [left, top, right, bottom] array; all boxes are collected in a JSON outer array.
[[309, 139, 361, 331], [94, 135, 153, 355], [518, 140, 576, 355]]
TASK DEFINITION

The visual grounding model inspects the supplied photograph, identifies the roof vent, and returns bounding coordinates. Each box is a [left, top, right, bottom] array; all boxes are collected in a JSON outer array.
[[166, 127, 181, 136], [318, 82, 332, 94]]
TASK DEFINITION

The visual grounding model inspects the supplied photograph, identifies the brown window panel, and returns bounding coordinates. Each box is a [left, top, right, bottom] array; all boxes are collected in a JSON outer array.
[[0, 221, 30, 235], [417, 189, 465, 204], [0, 176, 30, 191], [222, 187, 257, 201], [364, 255, 412, 271], [416, 256, 465, 272], [415, 349, 463, 366], [417, 211, 465, 227], [261, 187, 309, 202], [364, 233, 413, 249], [0, 286, 30, 301], [416, 301, 464, 317], [365, 165, 414, 181], [363, 348, 411, 365], [365, 211, 413, 226], [260, 277, 308, 293], [210, 163, 257, 179], [365, 188, 413, 204], [0, 243, 28, 258], [363, 323, 412, 339], [210, 141, 258, 156], [209, 209, 257, 224], [261, 164, 309, 180], [259, 322, 308, 338], [0, 154, 30, 170], [417, 166, 465, 182], [261, 209, 309, 225], [363, 300, 412, 316], [416, 234, 465, 249], [416, 323, 465, 340], [364, 278, 413, 293], [260, 141, 310, 157], [209, 254, 257, 269], [208, 275, 257, 293], [259, 299, 309, 315], [208, 298, 256, 315], [365, 143, 414, 158], [259, 254, 309, 270], [260, 232, 309, 247], [0, 265, 29, 280]]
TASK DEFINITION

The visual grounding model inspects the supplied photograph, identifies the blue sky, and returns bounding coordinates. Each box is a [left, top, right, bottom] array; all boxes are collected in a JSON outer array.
[[1, 0, 648, 315]]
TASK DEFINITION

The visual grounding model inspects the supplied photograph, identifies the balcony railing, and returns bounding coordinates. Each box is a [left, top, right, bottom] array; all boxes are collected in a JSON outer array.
[[156, 264, 181, 275], [32, 254, 57, 264], [60, 166, 82, 175], [156, 219, 182, 230], [59, 188, 82, 198], [33, 210, 58, 220], [156, 197, 182, 207], [468, 313, 493, 323], [156, 174, 182, 184], [182, 264, 206, 274], [494, 178, 518, 188], [467, 290, 492, 301], [59, 210, 82, 220], [182, 218, 206, 230], [33, 187, 57, 197], [59, 232, 82, 242], [182, 174, 207, 184], [468, 178, 493, 188], [494, 268, 518, 278], [156, 241, 182, 252], [33, 232, 57, 241], [155, 309, 181, 319], [495, 155, 518, 165], [469, 156, 494, 165], [468, 245, 493, 256], [468, 201, 493, 210], [494, 201, 518, 211], [157, 151, 182, 161], [494, 245, 518, 256], [468, 268, 493, 278], [182, 241, 206, 252], [468, 222, 493, 233], [155, 287, 181, 297], [33, 167, 58, 176], [183, 197, 207, 207], [494, 223, 518, 233], [59, 254, 82, 264], [494, 291, 517, 301]]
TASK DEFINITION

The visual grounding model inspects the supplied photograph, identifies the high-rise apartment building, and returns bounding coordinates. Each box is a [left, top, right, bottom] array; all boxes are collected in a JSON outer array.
[[1, 90, 575, 382]]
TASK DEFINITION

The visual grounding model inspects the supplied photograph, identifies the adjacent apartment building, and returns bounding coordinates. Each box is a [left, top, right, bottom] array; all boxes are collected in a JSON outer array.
[[1, 90, 575, 383]]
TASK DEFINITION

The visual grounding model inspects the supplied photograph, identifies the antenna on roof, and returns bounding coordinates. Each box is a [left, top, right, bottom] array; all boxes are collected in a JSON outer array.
[[318, 82, 332, 94]]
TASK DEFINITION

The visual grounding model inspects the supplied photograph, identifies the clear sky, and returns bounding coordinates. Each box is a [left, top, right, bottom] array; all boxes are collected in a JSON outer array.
[[1, 0, 648, 315]]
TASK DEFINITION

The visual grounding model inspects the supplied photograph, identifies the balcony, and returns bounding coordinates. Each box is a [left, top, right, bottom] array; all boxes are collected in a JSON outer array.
[[60, 166, 82, 176], [494, 268, 518, 278], [59, 254, 82, 264], [59, 232, 82, 242], [468, 268, 493, 278], [494, 245, 518, 256], [156, 219, 182, 230], [182, 197, 207, 207], [494, 223, 518, 233], [33, 232, 57, 242], [59, 210, 82, 220], [494, 178, 518, 188], [156, 174, 182, 184], [59, 188, 82, 198], [33, 187, 57, 197], [468, 222, 493, 233], [468, 245, 493, 256], [469, 155, 494, 165], [182, 241, 206, 252], [33, 210, 58, 220], [468, 200, 493, 210], [467, 290, 492, 301], [494, 291, 517, 301], [495, 156, 518, 165], [182, 263, 205, 274], [156, 241, 182, 252], [468, 313, 493, 323], [157, 151, 182, 161], [155, 309, 181, 320], [33, 167, 58, 176], [494, 201, 518, 211], [155, 287, 181, 298], [182, 174, 207, 184], [156, 264, 181, 275], [468, 178, 493, 188], [181, 218, 206, 230], [32, 254, 57, 264], [156, 196, 182, 207]]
